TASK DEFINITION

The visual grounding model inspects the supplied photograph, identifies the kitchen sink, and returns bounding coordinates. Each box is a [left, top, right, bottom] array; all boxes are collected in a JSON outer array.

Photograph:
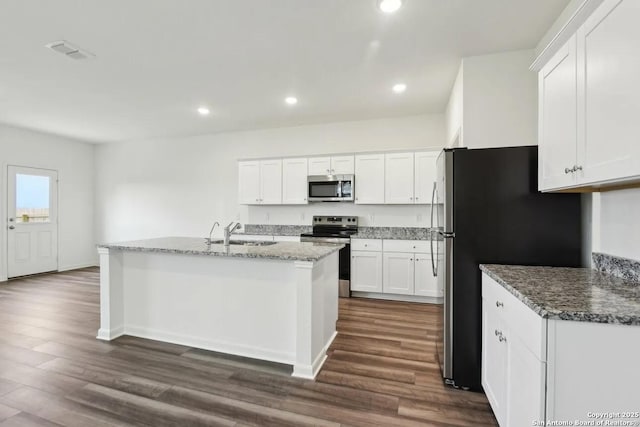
[[206, 239, 277, 246]]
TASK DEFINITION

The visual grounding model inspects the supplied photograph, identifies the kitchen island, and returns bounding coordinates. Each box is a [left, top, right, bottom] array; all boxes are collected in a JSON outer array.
[[96, 237, 342, 379]]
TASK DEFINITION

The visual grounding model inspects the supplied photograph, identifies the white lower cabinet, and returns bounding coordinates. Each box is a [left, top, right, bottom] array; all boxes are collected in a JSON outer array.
[[414, 256, 440, 297], [482, 273, 640, 425], [350, 250, 382, 293], [382, 252, 414, 295], [351, 239, 442, 301], [482, 274, 546, 426]]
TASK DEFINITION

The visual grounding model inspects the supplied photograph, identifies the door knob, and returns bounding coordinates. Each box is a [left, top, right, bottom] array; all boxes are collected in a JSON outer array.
[[9, 225, 15, 230]]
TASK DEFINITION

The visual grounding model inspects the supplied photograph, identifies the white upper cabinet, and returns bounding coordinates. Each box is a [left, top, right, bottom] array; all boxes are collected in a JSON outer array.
[[355, 154, 385, 204], [240, 150, 438, 205], [238, 160, 282, 205], [577, 0, 640, 185], [414, 151, 438, 205], [238, 161, 261, 204], [308, 155, 354, 175], [537, 0, 640, 191], [384, 152, 415, 204], [539, 35, 578, 191], [330, 155, 355, 174], [308, 157, 331, 175], [282, 158, 308, 205]]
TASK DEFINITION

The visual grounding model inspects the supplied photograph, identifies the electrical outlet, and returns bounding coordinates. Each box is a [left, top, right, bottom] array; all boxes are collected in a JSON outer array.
[[300, 212, 305, 221], [369, 213, 375, 224]]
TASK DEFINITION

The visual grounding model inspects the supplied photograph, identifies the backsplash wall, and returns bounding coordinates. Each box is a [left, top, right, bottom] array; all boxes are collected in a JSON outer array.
[[594, 187, 640, 262], [246, 203, 431, 227]]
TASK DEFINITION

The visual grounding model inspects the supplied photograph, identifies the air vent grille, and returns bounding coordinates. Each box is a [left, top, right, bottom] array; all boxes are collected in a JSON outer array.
[[45, 40, 95, 60]]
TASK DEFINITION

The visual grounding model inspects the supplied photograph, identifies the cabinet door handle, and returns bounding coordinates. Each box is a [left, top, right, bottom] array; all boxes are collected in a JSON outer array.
[[499, 334, 507, 343], [496, 301, 504, 308], [415, 258, 419, 261], [575, 165, 583, 171], [564, 167, 572, 174], [415, 197, 419, 201], [410, 258, 413, 261], [494, 329, 500, 336]]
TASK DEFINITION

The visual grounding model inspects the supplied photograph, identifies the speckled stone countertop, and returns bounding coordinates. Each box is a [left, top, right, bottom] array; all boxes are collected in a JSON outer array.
[[480, 264, 640, 325], [351, 227, 434, 240], [243, 224, 311, 236], [98, 237, 343, 262]]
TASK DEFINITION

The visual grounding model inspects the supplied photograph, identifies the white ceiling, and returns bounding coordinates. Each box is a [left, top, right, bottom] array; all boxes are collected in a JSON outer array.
[[0, 0, 569, 143]]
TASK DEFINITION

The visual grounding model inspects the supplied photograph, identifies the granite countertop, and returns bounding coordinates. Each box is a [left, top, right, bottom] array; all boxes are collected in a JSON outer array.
[[480, 264, 640, 325], [350, 227, 433, 240], [98, 237, 343, 262], [243, 224, 311, 236]]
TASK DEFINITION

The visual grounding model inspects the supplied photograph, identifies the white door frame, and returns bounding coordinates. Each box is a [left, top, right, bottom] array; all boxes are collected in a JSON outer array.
[[6, 164, 59, 279]]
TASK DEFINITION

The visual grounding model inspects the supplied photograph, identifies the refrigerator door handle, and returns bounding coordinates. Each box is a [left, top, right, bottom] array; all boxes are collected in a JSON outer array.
[[430, 181, 437, 277]]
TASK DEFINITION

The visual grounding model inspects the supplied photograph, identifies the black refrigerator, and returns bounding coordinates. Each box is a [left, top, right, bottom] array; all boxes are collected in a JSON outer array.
[[431, 146, 583, 391]]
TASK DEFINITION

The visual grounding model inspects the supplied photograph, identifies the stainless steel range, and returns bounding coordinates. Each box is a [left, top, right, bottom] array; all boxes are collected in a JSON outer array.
[[300, 216, 358, 297]]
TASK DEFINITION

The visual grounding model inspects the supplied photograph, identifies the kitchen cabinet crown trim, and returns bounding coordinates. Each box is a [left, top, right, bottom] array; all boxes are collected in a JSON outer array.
[[237, 148, 441, 163], [530, 0, 605, 72]]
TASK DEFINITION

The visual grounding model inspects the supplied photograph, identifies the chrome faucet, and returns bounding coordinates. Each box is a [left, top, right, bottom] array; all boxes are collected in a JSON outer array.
[[206, 221, 220, 246], [224, 222, 242, 246]]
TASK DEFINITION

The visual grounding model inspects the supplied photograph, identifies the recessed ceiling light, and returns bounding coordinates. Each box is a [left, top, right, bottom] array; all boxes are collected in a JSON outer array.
[[392, 83, 407, 94], [285, 97, 298, 106], [378, 0, 403, 14], [197, 107, 210, 116]]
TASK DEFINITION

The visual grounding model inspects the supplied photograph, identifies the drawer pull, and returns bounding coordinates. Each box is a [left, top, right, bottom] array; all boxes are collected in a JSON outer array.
[[494, 329, 501, 336], [498, 334, 507, 343], [495, 301, 504, 308]]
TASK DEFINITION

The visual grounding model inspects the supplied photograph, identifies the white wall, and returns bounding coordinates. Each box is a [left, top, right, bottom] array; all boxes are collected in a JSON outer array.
[[593, 189, 640, 261], [94, 114, 445, 244], [0, 124, 96, 281], [462, 49, 538, 149], [445, 62, 464, 147]]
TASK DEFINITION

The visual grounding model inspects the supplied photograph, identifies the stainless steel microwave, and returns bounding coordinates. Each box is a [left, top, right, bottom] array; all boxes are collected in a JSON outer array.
[[308, 175, 354, 202]]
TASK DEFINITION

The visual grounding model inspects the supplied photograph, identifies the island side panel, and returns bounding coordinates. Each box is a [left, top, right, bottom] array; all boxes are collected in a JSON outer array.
[[120, 252, 298, 364], [293, 251, 339, 379], [96, 247, 125, 340]]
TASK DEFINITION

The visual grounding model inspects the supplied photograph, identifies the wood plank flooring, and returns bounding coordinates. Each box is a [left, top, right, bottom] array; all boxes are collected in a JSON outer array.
[[0, 268, 497, 426]]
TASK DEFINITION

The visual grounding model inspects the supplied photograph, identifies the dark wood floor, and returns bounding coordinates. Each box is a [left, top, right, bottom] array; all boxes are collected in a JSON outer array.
[[0, 268, 497, 426]]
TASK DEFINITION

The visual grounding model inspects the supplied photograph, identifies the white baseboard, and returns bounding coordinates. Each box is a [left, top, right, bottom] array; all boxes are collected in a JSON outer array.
[[58, 262, 99, 272], [123, 325, 296, 366], [292, 330, 338, 380], [96, 326, 124, 341], [351, 292, 443, 304]]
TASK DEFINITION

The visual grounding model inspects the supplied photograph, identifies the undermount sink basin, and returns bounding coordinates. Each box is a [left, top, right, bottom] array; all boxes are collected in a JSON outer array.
[[206, 239, 277, 247]]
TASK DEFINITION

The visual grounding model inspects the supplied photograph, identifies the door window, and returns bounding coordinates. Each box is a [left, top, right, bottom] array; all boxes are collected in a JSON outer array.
[[15, 174, 51, 223]]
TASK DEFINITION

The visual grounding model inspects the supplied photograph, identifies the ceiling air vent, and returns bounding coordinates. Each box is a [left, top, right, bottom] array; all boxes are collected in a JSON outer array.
[[45, 40, 95, 60]]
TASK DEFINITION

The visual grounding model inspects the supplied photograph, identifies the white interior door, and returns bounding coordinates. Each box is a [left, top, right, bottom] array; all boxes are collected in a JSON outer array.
[[7, 166, 58, 278]]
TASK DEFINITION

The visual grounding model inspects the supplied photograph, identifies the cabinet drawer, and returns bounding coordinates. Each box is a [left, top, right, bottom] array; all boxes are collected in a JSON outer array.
[[482, 274, 547, 361], [383, 239, 430, 254], [350, 239, 382, 252]]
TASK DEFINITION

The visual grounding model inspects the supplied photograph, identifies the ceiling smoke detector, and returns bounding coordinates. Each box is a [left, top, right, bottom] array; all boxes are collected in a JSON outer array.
[[45, 40, 95, 60]]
